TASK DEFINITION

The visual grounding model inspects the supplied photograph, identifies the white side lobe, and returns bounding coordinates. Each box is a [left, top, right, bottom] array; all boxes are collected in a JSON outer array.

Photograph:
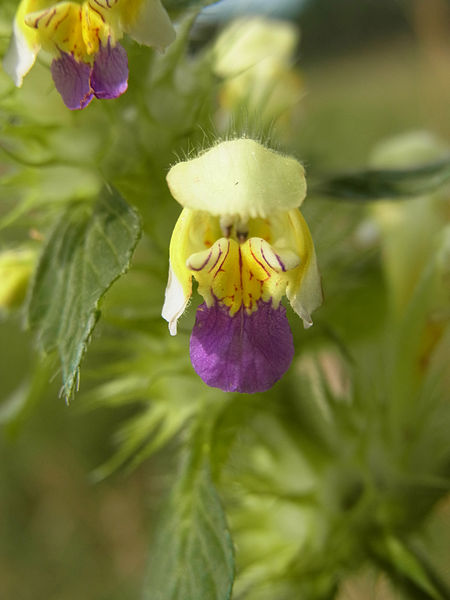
[[3, 19, 39, 87], [162, 263, 189, 336]]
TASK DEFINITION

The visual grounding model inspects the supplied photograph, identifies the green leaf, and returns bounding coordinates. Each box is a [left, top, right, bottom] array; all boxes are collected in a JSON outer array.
[[89, 373, 200, 481], [144, 419, 235, 600], [372, 535, 448, 600], [313, 157, 450, 201], [27, 187, 141, 401]]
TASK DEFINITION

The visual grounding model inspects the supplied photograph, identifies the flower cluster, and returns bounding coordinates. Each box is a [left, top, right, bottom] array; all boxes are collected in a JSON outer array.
[[162, 138, 322, 393], [3, 5, 322, 395], [3, 0, 175, 109]]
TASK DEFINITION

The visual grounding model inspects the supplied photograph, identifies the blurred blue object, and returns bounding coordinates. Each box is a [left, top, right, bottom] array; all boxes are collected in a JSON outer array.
[[199, 0, 309, 22]]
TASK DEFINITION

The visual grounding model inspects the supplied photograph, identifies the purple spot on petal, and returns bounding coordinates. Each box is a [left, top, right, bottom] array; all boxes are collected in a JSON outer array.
[[51, 53, 93, 110], [190, 300, 294, 393], [91, 40, 128, 100]]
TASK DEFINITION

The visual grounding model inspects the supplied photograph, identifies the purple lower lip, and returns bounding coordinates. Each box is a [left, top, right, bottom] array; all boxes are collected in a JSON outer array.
[[91, 40, 128, 100], [50, 39, 129, 110], [51, 52, 93, 110], [190, 298, 294, 393]]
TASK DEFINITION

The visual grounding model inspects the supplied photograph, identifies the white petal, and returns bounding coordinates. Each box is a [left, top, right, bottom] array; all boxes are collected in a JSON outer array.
[[3, 19, 39, 87], [161, 262, 189, 335], [121, 0, 175, 51]]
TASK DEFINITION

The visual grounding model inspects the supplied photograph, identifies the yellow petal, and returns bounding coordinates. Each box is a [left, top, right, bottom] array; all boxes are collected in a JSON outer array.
[[187, 235, 299, 316], [25, 2, 87, 59], [166, 139, 307, 220], [284, 209, 322, 328], [82, 1, 119, 55]]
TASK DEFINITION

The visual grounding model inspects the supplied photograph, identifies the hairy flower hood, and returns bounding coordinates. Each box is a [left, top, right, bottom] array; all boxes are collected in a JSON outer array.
[[162, 139, 322, 393]]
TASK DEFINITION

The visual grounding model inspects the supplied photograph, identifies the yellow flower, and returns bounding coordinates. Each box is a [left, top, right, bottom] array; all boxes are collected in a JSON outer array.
[[3, 0, 175, 109], [0, 248, 35, 311], [162, 138, 322, 393]]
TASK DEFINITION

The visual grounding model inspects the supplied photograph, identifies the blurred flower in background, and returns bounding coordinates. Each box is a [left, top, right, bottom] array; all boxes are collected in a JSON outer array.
[[212, 16, 303, 136], [369, 131, 450, 316], [0, 247, 35, 312]]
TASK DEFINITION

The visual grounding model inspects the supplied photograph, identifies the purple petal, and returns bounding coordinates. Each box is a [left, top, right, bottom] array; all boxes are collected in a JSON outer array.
[[51, 53, 93, 110], [91, 41, 128, 100], [190, 300, 294, 393]]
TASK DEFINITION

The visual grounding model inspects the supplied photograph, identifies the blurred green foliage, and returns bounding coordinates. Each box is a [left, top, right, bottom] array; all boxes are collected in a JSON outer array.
[[0, 1, 449, 599]]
